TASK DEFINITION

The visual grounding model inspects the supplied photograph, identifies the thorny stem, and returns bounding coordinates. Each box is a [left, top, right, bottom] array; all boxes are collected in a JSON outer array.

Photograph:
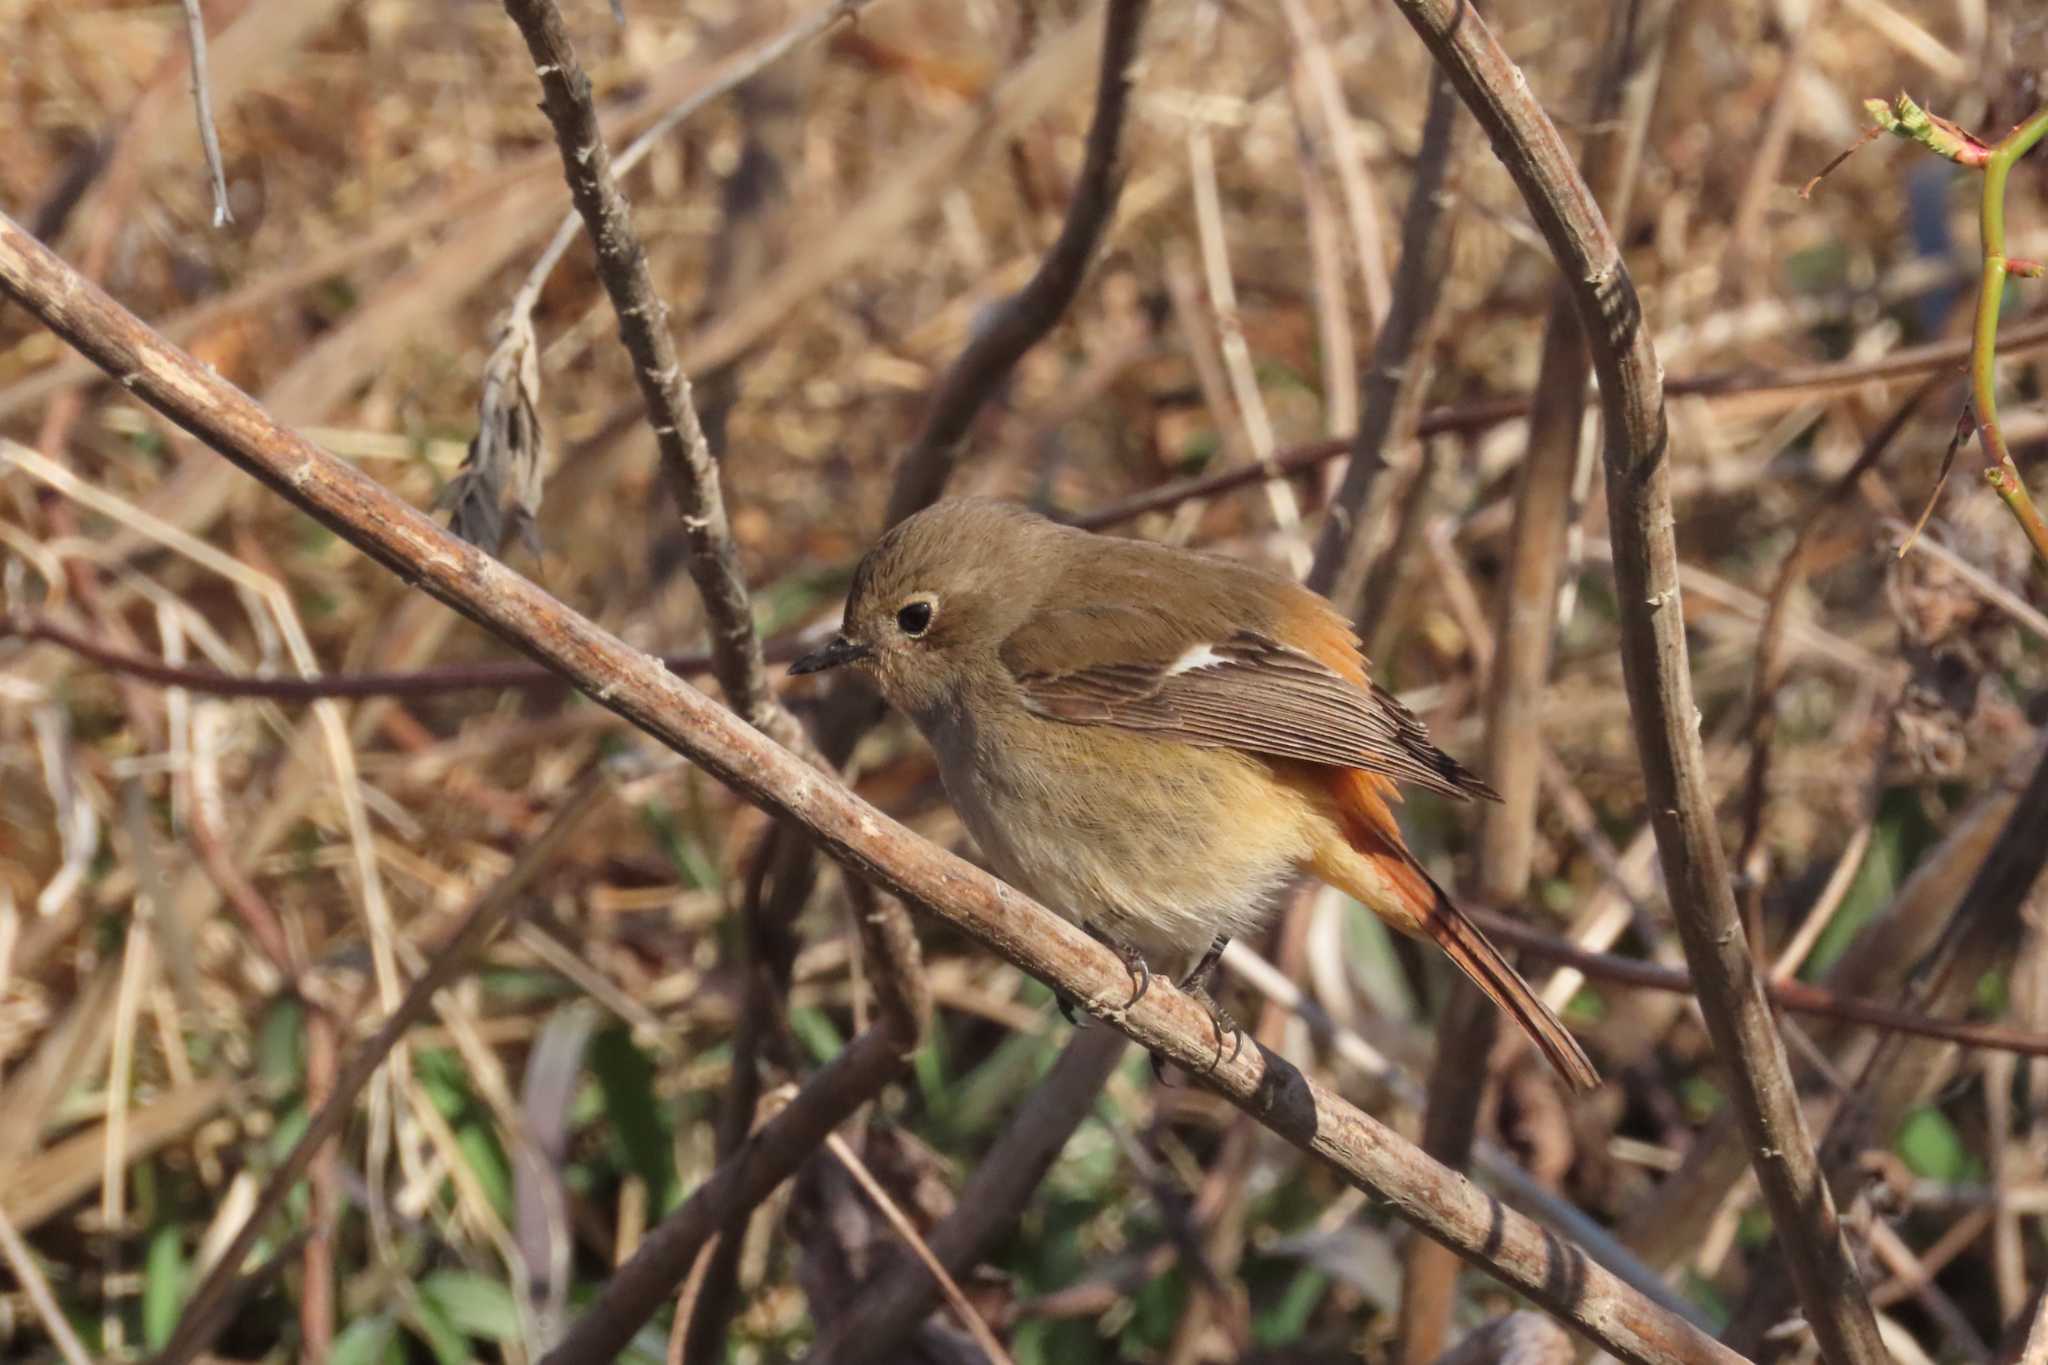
[[1972, 107, 2048, 570]]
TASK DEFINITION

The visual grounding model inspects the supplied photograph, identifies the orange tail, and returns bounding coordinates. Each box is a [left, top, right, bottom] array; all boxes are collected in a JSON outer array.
[[1317, 770, 1600, 1092]]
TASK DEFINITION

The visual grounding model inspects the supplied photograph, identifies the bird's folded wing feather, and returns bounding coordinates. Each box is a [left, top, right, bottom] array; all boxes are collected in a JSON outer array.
[[998, 605, 1497, 802]]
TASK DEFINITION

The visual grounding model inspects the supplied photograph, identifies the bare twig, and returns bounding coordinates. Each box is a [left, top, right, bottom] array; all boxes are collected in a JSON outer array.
[[1404, 1, 1676, 1351], [1382, 0, 1885, 1358], [0, 208, 1740, 1365], [821, 1131, 1014, 1365], [0, 1201, 94, 1365], [885, 0, 1148, 525], [1466, 909, 2048, 1058], [1306, 65, 1461, 616], [799, 1028, 1129, 1365], [500, 0, 793, 746], [178, 0, 233, 227], [503, 0, 871, 336], [546, 1030, 908, 1365]]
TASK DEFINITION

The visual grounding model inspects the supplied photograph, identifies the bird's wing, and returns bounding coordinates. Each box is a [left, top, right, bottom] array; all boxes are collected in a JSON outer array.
[[998, 605, 1497, 802]]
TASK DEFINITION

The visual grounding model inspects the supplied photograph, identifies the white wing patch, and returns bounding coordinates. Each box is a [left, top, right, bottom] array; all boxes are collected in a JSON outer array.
[[1161, 643, 1229, 677]]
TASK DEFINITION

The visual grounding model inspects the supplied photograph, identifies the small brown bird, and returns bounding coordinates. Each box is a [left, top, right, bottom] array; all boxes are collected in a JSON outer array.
[[791, 499, 1597, 1090]]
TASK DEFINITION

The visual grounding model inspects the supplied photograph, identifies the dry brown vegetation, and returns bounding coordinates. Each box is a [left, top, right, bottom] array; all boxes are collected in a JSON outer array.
[[5, 1, 2048, 1362]]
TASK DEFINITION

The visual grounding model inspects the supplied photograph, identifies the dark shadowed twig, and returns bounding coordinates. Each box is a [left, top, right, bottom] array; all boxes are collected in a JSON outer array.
[[885, 0, 1148, 526], [796, 1027, 1128, 1365], [1465, 908, 2048, 1058], [1382, 0, 1885, 1358], [0, 209, 1739, 1365], [178, 0, 232, 227], [150, 770, 611, 1365], [503, 0, 871, 347], [1084, 314, 2048, 532], [1306, 65, 1461, 618], [1403, 2, 1676, 1354], [729, 9, 1149, 1348], [500, 0, 793, 747]]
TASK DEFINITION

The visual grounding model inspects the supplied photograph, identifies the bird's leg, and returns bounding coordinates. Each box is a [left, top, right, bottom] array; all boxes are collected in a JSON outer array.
[[1181, 935, 1229, 992], [1084, 923, 1153, 1009], [1054, 989, 1082, 1026], [1172, 935, 1243, 1068]]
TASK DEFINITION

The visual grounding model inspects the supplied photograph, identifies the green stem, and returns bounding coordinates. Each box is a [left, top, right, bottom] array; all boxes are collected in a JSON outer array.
[[1972, 108, 2048, 571]]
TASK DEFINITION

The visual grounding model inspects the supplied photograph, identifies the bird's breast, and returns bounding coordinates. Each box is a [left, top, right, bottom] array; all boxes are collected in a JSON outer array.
[[921, 709, 1322, 966]]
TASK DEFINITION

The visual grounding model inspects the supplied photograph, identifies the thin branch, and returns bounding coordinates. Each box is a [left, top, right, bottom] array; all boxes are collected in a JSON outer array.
[[1306, 64, 1461, 615], [1382, 0, 1885, 1357], [504, 0, 872, 331], [0, 1202, 94, 1365], [501, 0, 793, 745], [1965, 107, 2048, 566], [885, 0, 1148, 526], [546, 1030, 907, 1365], [1466, 909, 2048, 1059], [820, 1131, 1014, 1365], [798, 1028, 1130, 1365], [0, 208, 1739, 1365], [1404, 1, 1677, 1350], [178, 0, 232, 227], [151, 772, 612, 1365]]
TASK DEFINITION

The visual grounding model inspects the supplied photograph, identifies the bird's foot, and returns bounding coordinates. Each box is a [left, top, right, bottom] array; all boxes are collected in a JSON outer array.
[[1185, 980, 1245, 1071], [1085, 924, 1154, 1010]]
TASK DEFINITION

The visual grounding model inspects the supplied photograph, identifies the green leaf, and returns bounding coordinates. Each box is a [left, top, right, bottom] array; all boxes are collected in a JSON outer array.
[[420, 1269, 522, 1343], [406, 1287, 473, 1365], [636, 798, 719, 890], [1896, 1106, 1982, 1182], [1253, 1265, 1329, 1345], [1804, 789, 1940, 979], [457, 1120, 514, 1220], [787, 1006, 846, 1066], [590, 1025, 675, 1211], [255, 997, 306, 1090], [329, 1316, 398, 1365], [142, 1225, 187, 1351]]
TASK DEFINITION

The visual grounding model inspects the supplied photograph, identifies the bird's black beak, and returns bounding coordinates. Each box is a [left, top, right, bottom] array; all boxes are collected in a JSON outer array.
[[789, 635, 872, 675]]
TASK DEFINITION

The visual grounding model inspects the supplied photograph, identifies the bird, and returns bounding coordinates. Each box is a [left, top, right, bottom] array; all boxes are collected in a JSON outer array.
[[789, 497, 1598, 1091]]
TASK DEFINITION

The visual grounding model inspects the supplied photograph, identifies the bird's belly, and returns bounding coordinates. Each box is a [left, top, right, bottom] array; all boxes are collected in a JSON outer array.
[[935, 723, 1317, 971]]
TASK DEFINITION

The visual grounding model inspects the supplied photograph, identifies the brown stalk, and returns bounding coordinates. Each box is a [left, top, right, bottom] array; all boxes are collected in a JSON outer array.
[[0, 209, 1737, 1365], [500, 0, 793, 748], [1403, 0, 1678, 1354], [885, 0, 1149, 526], [1306, 65, 1462, 615], [1383, 0, 1885, 1357], [496, 9, 931, 1351], [1465, 909, 2048, 1059]]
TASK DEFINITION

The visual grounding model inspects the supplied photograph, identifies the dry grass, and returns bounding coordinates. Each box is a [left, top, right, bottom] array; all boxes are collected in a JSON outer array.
[[4, 1, 2048, 1361]]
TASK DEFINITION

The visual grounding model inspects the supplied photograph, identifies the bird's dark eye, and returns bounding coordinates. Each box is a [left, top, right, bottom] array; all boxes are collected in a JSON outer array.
[[896, 600, 934, 637]]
